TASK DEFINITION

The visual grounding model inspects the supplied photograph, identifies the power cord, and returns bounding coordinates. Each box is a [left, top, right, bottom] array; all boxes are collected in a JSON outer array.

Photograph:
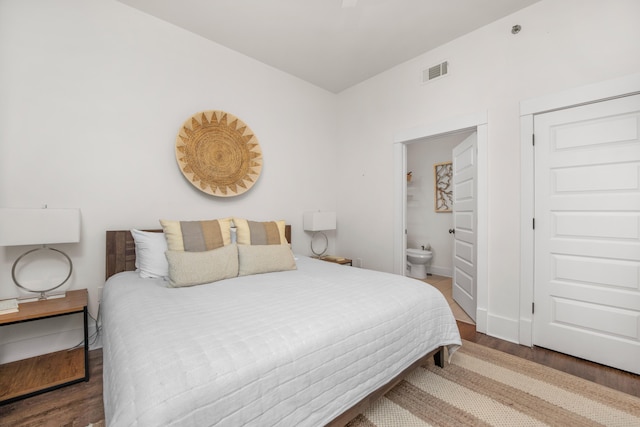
[[69, 303, 102, 350]]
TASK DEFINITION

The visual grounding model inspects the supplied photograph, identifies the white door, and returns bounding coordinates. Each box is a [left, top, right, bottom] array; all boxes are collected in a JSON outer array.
[[452, 133, 477, 321], [533, 94, 640, 374]]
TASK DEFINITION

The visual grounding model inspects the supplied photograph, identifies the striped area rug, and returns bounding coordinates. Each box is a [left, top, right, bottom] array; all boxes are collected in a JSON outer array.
[[347, 340, 640, 427]]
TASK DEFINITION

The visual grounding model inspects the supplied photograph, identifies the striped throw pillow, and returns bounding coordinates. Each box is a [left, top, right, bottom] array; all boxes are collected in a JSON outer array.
[[160, 218, 232, 251], [233, 218, 287, 245]]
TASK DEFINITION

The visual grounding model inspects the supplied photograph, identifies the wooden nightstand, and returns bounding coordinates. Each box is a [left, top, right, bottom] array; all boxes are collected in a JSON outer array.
[[0, 289, 89, 405], [318, 255, 353, 266]]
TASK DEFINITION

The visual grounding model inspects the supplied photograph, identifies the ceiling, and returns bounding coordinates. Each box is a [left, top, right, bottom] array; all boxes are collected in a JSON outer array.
[[117, 0, 540, 93]]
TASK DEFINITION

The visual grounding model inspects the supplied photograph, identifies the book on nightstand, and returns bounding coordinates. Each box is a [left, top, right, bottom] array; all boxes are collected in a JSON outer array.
[[0, 298, 18, 315], [322, 255, 346, 262]]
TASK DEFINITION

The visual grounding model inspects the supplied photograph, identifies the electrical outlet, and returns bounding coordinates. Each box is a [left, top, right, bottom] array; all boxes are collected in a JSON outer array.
[[98, 286, 104, 303], [355, 258, 363, 268]]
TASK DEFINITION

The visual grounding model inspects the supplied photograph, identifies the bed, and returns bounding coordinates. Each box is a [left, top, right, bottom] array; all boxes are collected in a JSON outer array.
[[102, 224, 461, 426]]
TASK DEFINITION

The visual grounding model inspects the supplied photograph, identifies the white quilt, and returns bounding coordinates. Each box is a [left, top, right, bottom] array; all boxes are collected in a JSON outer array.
[[102, 256, 461, 427]]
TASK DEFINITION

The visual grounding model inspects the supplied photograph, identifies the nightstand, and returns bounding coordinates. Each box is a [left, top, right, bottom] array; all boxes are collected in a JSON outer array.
[[0, 289, 89, 405], [318, 256, 353, 266]]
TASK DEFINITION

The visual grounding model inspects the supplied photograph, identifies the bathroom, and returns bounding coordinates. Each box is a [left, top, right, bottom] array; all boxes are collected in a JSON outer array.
[[405, 130, 475, 279]]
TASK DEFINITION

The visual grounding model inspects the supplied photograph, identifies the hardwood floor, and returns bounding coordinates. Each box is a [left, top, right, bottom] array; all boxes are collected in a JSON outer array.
[[1, 286, 638, 426], [0, 350, 104, 427], [428, 274, 640, 398], [466, 331, 640, 398]]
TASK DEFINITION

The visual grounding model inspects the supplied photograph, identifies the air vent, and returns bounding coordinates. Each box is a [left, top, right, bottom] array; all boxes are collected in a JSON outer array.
[[422, 61, 449, 84]]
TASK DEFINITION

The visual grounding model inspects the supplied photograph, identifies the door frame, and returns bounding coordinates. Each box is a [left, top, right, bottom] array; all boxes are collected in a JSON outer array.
[[393, 111, 488, 333], [519, 72, 640, 346]]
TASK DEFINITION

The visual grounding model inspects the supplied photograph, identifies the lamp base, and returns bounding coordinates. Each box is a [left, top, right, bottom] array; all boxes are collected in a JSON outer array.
[[310, 231, 329, 257], [12, 246, 73, 300], [18, 291, 67, 303]]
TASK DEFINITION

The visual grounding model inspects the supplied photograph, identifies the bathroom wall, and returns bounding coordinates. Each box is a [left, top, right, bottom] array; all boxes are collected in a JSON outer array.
[[406, 131, 474, 276]]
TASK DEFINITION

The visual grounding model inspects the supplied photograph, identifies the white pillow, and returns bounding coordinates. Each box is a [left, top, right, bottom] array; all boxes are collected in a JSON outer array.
[[130, 229, 169, 279]]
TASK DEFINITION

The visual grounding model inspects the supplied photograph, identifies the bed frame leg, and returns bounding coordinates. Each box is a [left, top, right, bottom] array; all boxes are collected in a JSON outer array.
[[433, 347, 445, 368]]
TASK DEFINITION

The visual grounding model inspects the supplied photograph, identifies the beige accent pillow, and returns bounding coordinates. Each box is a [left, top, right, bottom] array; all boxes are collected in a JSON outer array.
[[233, 218, 287, 245], [160, 218, 232, 251], [165, 243, 238, 287], [238, 244, 296, 276]]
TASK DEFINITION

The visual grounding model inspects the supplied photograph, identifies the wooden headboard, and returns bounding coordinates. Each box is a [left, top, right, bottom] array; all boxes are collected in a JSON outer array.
[[105, 225, 292, 280]]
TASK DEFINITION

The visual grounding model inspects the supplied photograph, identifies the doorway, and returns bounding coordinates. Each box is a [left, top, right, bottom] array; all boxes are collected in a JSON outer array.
[[405, 130, 477, 322], [393, 112, 488, 332], [406, 131, 473, 277]]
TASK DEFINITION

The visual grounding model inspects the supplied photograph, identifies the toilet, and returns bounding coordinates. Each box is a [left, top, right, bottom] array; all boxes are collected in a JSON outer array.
[[406, 248, 433, 279]]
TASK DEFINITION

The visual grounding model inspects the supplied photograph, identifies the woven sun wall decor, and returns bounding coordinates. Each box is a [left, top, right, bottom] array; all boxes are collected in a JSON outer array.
[[176, 110, 263, 197]]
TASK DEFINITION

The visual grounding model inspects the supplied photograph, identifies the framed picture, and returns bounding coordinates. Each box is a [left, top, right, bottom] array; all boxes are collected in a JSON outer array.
[[434, 161, 453, 212]]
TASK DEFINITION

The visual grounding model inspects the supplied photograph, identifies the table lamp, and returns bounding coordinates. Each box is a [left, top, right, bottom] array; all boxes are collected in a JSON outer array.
[[303, 211, 336, 257], [0, 207, 81, 300]]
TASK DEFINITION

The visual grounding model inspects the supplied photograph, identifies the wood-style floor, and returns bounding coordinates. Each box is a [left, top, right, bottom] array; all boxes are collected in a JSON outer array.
[[0, 349, 104, 427], [426, 275, 639, 398], [1, 279, 638, 426]]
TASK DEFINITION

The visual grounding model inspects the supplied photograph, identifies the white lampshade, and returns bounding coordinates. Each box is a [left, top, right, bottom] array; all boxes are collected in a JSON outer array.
[[303, 211, 336, 231], [0, 208, 81, 246]]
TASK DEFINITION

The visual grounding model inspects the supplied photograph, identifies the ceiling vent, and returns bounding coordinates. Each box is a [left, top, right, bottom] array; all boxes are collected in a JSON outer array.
[[422, 61, 449, 84]]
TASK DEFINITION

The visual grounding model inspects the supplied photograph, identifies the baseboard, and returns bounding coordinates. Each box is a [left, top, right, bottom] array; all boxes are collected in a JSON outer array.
[[475, 307, 487, 334], [486, 313, 520, 344], [519, 317, 533, 346], [429, 265, 453, 277]]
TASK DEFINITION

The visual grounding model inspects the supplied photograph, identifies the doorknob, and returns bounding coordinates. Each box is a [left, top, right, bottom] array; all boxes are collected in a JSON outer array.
[[449, 228, 455, 234]]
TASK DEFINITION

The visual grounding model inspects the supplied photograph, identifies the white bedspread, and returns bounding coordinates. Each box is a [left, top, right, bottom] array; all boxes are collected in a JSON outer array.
[[102, 256, 461, 427]]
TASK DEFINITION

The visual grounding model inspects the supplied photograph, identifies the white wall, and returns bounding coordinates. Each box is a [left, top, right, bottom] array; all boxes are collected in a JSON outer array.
[[406, 132, 471, 277], [336, 0, 640, 342], [0, 0, 338, 361], [2, 0, 639, 360]]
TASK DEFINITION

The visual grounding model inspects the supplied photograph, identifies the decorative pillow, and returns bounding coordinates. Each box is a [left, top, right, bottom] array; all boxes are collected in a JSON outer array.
[[238, 244, 296, 276], [165, 243, 239, 287], [233, 218, 287, 245], [160, 218, 232, 252], [130, 229, 168, 279]]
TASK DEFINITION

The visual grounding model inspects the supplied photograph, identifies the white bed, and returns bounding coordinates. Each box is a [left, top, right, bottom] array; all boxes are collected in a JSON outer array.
[[102, 230, 461, 426]]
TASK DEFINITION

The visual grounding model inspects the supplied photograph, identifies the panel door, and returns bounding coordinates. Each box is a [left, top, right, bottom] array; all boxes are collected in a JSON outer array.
[[533, 94, 640, 374], [452, 132, 477, 322]]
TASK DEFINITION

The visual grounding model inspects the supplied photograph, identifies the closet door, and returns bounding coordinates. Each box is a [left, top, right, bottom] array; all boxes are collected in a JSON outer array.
[[533, 94, 640, 374]]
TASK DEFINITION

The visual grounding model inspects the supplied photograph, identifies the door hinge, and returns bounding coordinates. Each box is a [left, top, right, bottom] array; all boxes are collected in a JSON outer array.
[[532, 134, 535, 146], [532, 302, 535, 314], [532, 218, 535, 229]]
